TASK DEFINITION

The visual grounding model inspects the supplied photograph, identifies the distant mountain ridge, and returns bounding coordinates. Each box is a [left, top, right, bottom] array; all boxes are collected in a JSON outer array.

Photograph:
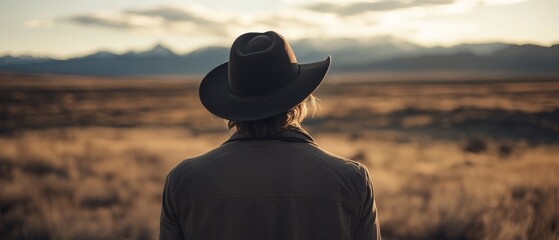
[[1, 37, 558, 76], [0, 55, 52, 66], [345, 44, 559, 72]]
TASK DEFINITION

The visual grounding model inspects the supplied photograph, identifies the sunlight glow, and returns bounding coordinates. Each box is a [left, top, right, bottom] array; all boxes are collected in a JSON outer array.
[[2, 0, 557, 57]]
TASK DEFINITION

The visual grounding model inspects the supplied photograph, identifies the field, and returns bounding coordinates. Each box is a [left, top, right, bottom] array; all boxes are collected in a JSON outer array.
[[1, 72, 558, 240]]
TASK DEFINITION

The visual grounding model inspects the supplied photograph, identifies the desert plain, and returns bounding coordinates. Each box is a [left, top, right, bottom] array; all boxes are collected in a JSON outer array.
[[0, 72, 558, 240]]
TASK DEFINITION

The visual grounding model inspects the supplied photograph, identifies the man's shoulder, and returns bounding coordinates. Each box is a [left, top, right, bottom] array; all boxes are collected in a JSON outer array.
[[167, 147, 221, 180], [311, 144, 370, 179]]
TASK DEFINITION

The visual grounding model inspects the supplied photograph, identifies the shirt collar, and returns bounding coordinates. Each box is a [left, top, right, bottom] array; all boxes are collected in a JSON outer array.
[[223, 127, 316, 145]]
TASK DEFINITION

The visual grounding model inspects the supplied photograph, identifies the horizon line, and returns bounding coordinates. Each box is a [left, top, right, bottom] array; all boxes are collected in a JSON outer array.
[[2, 37, 558, 60]]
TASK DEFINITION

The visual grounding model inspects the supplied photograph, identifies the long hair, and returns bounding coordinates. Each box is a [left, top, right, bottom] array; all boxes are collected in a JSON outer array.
[[227, 95, 319, 138]]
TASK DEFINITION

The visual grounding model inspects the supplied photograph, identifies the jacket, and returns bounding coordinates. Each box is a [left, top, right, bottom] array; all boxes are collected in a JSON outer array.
[[160, 129, 380, 240]]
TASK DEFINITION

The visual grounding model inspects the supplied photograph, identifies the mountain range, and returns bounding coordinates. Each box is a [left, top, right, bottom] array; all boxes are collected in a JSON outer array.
[[1, 37, 558, 76]]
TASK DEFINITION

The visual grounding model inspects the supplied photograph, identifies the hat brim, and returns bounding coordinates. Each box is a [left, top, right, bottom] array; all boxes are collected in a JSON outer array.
[[199, 56, 331, 121]]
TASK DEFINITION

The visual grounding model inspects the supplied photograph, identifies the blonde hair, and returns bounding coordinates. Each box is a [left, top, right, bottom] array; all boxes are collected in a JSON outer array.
[[227, 95, 319, 138]]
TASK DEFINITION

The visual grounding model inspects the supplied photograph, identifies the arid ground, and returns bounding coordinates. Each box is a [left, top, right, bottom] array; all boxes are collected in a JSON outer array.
[[1, 73, 558, 240]]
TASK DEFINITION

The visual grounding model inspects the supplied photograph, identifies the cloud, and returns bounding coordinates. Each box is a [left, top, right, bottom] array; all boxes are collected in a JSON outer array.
[[124, 5, 233, 35], [25, 0, 481, 43], [45, 3, 334, 39], [482, 0, 529, 5], [24, 19, 54, 28], [55, 3, 234, 36], [31, 0, 520, 44], [305, 0, 455, 16], [248, 10, 343, 39], [66, 15, 141, 30], [124, 7, 213, 24]]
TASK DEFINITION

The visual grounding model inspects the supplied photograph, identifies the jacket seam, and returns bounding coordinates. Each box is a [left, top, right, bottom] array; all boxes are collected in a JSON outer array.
[[184, 192, 362, 206]]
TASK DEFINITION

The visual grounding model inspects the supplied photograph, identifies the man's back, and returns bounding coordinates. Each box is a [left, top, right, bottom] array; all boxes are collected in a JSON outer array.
[[160, 130, 380, 240]]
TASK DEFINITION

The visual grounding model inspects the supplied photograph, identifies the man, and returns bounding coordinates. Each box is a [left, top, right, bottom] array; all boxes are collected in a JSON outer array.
[[160, 31, 380, 240]]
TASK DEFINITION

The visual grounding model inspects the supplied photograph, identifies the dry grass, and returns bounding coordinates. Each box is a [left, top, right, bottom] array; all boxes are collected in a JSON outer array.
[[0, 73, 558, 239]]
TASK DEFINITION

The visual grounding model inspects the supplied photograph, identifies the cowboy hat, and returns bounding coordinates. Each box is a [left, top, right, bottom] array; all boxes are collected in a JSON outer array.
[[199, 31, 331, 121]]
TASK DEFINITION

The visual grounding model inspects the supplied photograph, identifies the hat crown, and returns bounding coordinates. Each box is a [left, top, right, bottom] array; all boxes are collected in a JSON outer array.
[[228, 31, 299, 97], [244, 35, 272, 53]]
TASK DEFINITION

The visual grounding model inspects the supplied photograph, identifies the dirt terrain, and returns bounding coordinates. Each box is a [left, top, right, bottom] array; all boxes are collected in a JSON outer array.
[[1, 73, 558, 240]]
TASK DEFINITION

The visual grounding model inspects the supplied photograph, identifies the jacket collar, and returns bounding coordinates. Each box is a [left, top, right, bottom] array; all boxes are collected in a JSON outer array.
[[223, 127, 316, 145]]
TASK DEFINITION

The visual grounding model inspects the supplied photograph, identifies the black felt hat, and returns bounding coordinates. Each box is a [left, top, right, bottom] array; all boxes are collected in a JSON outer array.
[[199, 31, 331, 121]]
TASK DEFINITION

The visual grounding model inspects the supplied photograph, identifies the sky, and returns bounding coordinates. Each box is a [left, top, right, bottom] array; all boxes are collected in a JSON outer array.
[[1, 0, 558, 58]]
